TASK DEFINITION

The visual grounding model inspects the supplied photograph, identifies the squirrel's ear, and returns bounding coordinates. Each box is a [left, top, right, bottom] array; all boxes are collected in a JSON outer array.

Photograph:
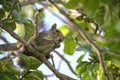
[[51, 23, 57, 30]]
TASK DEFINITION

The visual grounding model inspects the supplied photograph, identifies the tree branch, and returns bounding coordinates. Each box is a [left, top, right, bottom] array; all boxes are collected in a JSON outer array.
[[22, 44, 75, 80], [54, 50, 77, 76], [0, 35, 9, 44], [0, 43, 18, 51], [0, 17, 75, 80], [47, 0, 110, 80]]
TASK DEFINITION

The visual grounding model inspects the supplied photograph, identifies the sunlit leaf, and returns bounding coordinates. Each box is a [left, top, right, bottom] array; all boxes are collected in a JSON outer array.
[[97, 66, 106, 80], [64, 39, 76, 55], [112, 58, 120, 68], [58, 25, 70, 36], [16, 23, 25, 37], [82, 72, 90, 80], [76, 61, 91, 76]]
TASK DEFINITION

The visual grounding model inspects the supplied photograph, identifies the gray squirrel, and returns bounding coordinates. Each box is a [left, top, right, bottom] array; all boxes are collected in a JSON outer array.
[[24, 23, 64, 59], [0, 23, 64, 59]]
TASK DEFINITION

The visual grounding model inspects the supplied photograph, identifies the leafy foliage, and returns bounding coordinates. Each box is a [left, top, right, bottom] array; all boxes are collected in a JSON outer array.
[[64, 0, 120, 80], [0, 0, 44, 80], [0, 60, 20, 80], [0, 0, 120, 80]]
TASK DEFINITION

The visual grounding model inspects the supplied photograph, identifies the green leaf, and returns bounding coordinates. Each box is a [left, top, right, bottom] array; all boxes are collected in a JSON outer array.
[[23, 20, 34, 41], [77, 53, 86, 63], [78, 0, 100, 17], [19, 54, 31, 69], [19, 54, 41, 70], [0, 73, 19, 80], [100, 0, 115, 4], [82, 73, 90, 80], [76, 61, 90, 76], [64, 39, 76, 55], [16, 23, 25, 37], [4, 22, 16, 31], [97, 66, 106, 80], [0, 9, 5, 18], [76, 61, 99, 80], [75, 20, 86, 30], [5, 62, 21, 74], [0, 75, 13, 80], [58, 25, 70, 36], [0, 61, 20, 80], [39, 11, 44, 19], [1, 0, 13, 12], [76, 44, 92, 52], [107, 42, 120, 52], [24, 70, 44, 80], [64, 0, 80, 9], [111, 58, 120, 68], [28, 57, 41, 70], [12, 10, 29, 23]]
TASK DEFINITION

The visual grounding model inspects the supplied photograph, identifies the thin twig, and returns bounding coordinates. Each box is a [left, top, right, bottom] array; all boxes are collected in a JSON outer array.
[[54, 50, 77, 76], [44, 74, 54, 78], [47, 0, 110, 80], [3, 0, 18, 21], [26, 9, 43, 45], [50, 54, 55, 67], [44, 58, 63, 79], [0, 35, 9, 44], [57, 59, 63, 71]]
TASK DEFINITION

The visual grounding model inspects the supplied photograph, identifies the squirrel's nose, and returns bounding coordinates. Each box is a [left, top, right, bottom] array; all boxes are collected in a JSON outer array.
[[59, 37, 64, 42]]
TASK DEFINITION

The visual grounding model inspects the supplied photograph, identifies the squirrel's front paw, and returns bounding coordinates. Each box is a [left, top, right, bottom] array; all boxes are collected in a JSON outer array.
[[54, 41, 60, 48]]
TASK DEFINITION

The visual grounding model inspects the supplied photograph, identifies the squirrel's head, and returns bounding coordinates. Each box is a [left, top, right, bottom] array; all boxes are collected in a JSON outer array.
[[50, 23, 64, 42]]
